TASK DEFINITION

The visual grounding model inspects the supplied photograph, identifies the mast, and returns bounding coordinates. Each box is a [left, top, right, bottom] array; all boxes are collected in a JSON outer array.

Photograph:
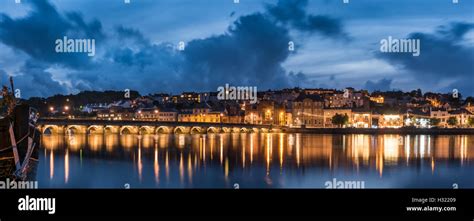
[[9, 76, 16, 102]]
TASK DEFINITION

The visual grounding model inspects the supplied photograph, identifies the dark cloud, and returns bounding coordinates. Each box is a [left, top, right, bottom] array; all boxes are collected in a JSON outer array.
[[288, 71, 316, 88], [364, 78, 392, 92], [70, 13, 295, 93], [0, 0, 104, 68], [180, 13, 291, 91], [67, 37, 182, 94], [267, 0, 307, 22], [377, 22, 474, 95], [435, 22, 474, 41], [267, 0, 350, 40], [0, 60, 67, 98], [0, 0, 350, 98]]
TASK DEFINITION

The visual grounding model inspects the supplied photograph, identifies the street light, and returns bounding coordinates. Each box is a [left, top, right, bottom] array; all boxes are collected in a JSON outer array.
[[64, 105, 69, 111], [280, 111, 284, 125], [49, 107, 54, 112]]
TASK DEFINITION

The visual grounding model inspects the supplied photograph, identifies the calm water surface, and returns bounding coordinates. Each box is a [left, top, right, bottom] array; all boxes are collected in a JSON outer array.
[[37, 133, 474, 188]]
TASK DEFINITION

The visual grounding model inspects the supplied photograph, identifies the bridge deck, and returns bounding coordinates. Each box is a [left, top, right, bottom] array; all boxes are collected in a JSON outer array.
[[37, 118, 281, 129]]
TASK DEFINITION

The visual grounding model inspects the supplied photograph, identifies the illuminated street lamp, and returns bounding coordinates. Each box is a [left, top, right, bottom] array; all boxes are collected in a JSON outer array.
[[280, 111, 284, 125], [266, 109, 271, 124], [49, 107, 54, 112], [64, 105, 69, 111]]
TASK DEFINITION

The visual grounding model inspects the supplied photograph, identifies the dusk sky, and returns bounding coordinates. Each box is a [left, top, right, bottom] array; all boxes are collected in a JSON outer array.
[[0, 0, 473, 98]]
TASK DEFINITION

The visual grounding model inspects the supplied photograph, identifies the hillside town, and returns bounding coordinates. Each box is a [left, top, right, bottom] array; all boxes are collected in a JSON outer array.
[[35, 87, 474, 129]]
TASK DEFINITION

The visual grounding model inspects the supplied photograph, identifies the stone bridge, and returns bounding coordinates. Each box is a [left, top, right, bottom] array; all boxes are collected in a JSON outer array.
[[37, 118, 286, 135]]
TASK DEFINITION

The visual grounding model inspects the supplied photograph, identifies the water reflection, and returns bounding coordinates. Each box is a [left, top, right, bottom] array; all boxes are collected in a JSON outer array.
[[38, 133, 474, 188]]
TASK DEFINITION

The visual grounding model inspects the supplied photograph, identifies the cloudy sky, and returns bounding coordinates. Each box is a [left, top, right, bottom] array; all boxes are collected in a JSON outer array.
[[0, 0, 473, 98]]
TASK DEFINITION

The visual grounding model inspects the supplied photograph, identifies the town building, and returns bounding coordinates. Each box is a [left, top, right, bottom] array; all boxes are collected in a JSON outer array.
[[323, 108, 352, 128], [430, 108, 450, 127], [351, 110, 372, 128], [155, 107, 178, 122], [150, 93, 171, 104], [449, 109, 473, 127], [178, 102, 224, 123], [405, 108, 431, 128], [97, 106, 135, 120], [292, 94, 324, 127], [377, 114, 404, 128], [244, 107, 261, 124], [136, 108, 159, 120]]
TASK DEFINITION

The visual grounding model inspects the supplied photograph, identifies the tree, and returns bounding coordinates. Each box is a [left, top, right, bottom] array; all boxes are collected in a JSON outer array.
[[406, 117, 417, 127], [447, 117, 458, 127], [467, 117, 474, 127], [332, 113, 349, 128], [429, 118, 441, 127]]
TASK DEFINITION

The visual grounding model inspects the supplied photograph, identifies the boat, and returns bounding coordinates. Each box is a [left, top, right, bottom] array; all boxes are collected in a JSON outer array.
[[0, 77, 40, 181]]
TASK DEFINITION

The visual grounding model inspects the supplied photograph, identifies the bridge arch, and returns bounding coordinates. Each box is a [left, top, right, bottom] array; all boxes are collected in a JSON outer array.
[[174, 126, 188, 134], [66, 125, 86, 135], [87, 125, 104, 134], [251, 128, 259, 133], [42, 125, 59, 134], [190, 126, 202, 134], [104, 125, 120, 134], [207, 127, 219, 133], [139, 126, 154, 135], [240, 127, 249, 133], [221, 127, 231, 133], [156, 126, 171, 134], [120, 126, 138, 135]]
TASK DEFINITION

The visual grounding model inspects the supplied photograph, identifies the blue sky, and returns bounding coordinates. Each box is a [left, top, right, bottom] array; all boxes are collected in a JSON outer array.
[[0, 0, 473, 98]]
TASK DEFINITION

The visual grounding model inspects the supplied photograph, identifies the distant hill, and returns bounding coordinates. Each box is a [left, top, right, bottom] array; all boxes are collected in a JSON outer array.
[[23, 90, 141, 114]]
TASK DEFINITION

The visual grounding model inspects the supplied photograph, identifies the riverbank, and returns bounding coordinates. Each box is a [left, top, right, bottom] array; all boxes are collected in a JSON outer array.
[[283, 127, 474, 135]]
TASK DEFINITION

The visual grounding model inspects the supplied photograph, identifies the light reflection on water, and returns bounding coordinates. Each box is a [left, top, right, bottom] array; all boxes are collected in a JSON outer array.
[[38, 133, 474, 188]]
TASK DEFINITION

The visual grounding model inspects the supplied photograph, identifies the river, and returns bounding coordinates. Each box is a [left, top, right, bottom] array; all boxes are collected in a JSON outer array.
[[37, 133, 474, 188]]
